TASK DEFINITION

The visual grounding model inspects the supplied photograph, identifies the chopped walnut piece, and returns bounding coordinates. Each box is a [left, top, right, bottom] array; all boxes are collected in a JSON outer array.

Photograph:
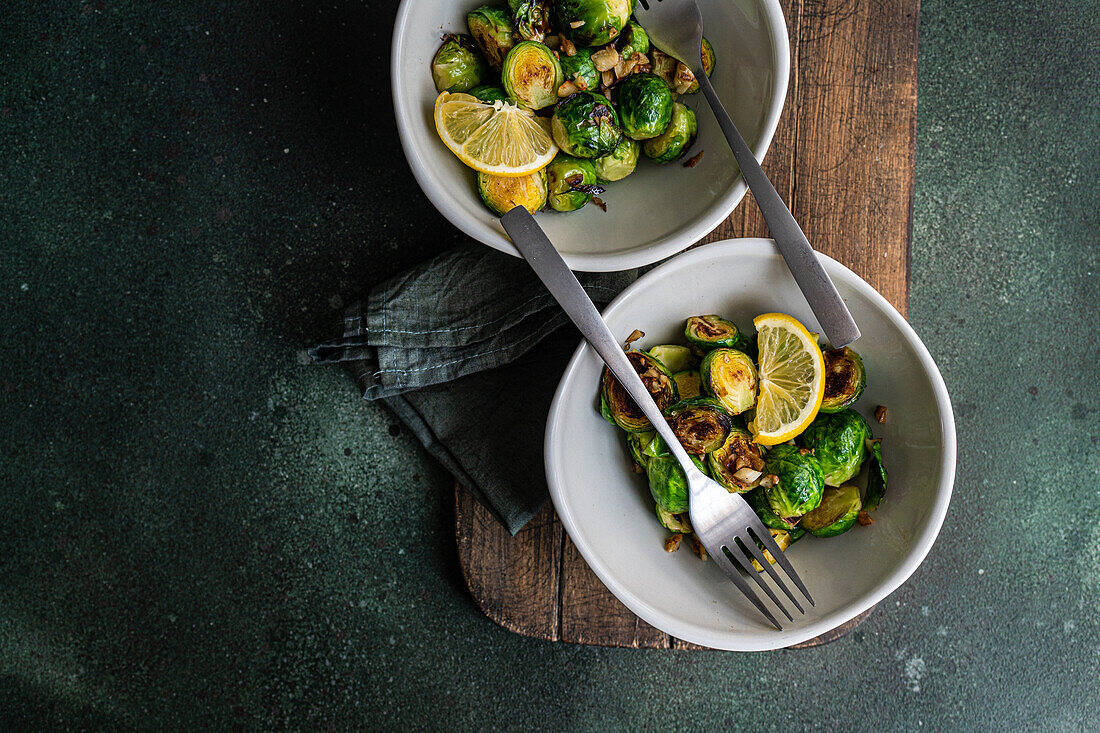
[[623, 329, 644, 347], [560, 36, 577, 56], [557, 80, 578, 97], [664, 534, 682, 553], [682, 151, 704, 168], [875, 405, 888, 423], [691, 536, 708, 561], [591, 46, 620, 72], [857, 511, 874, 526]]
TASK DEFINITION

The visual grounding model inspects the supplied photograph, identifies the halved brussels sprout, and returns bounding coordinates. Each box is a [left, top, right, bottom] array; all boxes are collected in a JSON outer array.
[[820, 347, 867, 413], [749, 528, 791, 572], [467, 5, 516, 69], [642, 101, 697, 163], [467, 84, 511, 103], [503, 41, 564, 109], [476, 169, 548, 216], [684, 315, 747, 351], [707, 426, 766, 493], [551, 91, 622, 158], [599, 349, 679, 431], [627, 430, 655, 467], [665, 396, 734, 454], [616, 73, 674, 140], [801, 484, 862, 537], [643, 433, 708, 513], [762, 444, 825, 521], [797, 408, 871, 486], [864, 438, 887, 511], [650, 37, 714, 94], [593, 137, 640, 182], [672, 370, 702, 400], [745, 486, 792, 532], [552, 0, 633, 46], [431, 34, 490, 93], [616, 21, 650, 60], [656, 505, 692, 533], [700, 348, 758, 415], [558, 47, 600, 93], [508, 0, 551, 42], [546, 152, 600, 211], [647, 344, 694, 373]]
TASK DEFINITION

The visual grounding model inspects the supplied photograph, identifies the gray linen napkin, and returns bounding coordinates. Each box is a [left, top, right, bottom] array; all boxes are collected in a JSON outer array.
[[308, 243, 637, 534]]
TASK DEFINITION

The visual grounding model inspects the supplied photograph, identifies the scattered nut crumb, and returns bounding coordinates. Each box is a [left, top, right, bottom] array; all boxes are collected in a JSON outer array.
[[664, 534, 682, 552], [857, 511, 874, 526], [875, 405, 888, 423], [683, 151, 704, 168]]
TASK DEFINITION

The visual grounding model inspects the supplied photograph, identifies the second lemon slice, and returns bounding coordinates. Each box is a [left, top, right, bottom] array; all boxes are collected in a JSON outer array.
[[434, 92, 557, 177], [749, 313, 826, 445]]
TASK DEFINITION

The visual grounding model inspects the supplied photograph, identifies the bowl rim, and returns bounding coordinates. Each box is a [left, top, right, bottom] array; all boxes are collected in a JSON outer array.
[[390, 0, 792, 272], [544, 238, 957, 650]]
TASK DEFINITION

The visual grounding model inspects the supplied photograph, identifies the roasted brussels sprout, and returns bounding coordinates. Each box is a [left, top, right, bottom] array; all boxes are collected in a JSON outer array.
[[643, 101, 697, 163], [593, 137, 640, 182], [552, 0, 633, 46], [801, 484, 862, 537], [647, 344, 694, 373], [650, 37, 714, 94], [558, 47, 600, 93], [684, 315, 748, 351], [626, 430, 655, 467], [707, 426, 766, 493], [477, 169, 548, 216], [551, 91, 622, 158], [749, 528, 791, 572], [508, 0, 552, 41], [616, 73, 674, 140], [656, 505, 692, 533], [864, 438, 887, 511], [672, 370, 702, 400], [820, 347, 867, 413], [467, 84, 511, 103], [467, 5, 516, 69], [546, 153, 601, 211], [642, 433, 708, 513], [503, 40, 564, 109], [665, 397, 734, 454], [700, 348, 758, 415], [745, 486, 792, 531], [431, 34, 490, 93], [797, 409, 871, 486], [599, 348, 679, 431], [762, 444, 825, 521], [616, 21, 650, 60]]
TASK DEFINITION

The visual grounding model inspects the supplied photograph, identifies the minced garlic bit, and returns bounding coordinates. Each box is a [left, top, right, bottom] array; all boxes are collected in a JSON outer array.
[[569, 20, 585, 28], [557, 80, 578, 97], [591, 46, 620, 73], [560, 36, 577, 56]]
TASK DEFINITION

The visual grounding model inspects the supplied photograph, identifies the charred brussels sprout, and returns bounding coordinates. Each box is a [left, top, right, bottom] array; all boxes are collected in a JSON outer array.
[[431, 34, 490, 93], [684, 315, 748, 351], [477, 169, 548, 216], [599, 349, 678, 431], [797, 409, 871, 486], [673, 370, 702, 400], [467, 6, 516, 69], [643, 102, 697, 162], [616, 73, 674, 140], [546, 153, 600, 211], [665, 397, 734, 454], [864, 438, 888, 511], [558, 48, 600, 94], [707, 426, 766, 493], [503, 41, 563, 109], [593, 137, 640, 182], [801, 484, 862, 537], [700, 348, 758, 415], [551, 92, 622, 158], [467, 84, 511, 103], [616, 21, 650, 60], [647, 344, 694, 373], [820, 347, 867, 413], [762, 444, 825, 521], [656, 505, 693, 533], [642, 434, 708, 513], [552, 0, 633, 46], [508, 0, 552, 42]]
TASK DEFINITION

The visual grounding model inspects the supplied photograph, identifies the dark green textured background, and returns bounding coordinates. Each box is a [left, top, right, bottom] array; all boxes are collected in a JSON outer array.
[[1, 0, 1097, 729]]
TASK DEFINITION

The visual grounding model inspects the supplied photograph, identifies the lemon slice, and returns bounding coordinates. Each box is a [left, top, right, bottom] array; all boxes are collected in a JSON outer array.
[[433, 92, 557, 177], [749, 313, 825, 445]]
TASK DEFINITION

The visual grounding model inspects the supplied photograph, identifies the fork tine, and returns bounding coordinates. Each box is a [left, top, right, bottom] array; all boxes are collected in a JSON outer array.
[[736, 532, 805, 614], [709, 549, 784, 630], [723, 541, 795, 622], [750, 522, 816, 606]]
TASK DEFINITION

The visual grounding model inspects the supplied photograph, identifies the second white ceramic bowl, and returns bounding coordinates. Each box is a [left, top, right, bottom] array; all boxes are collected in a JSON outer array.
[[391, 0, 790, 271]]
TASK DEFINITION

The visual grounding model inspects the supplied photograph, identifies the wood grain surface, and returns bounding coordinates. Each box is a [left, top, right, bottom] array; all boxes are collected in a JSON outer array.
[[454, 0, 918, 649]]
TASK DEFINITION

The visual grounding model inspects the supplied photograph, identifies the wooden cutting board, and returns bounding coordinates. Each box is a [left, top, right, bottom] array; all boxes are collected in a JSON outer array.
[[455, 0, 918, 649]]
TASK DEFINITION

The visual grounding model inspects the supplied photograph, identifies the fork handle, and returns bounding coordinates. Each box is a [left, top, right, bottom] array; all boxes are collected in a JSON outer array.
[[695, 73, 861, 349], [499, 207, 697, 472]]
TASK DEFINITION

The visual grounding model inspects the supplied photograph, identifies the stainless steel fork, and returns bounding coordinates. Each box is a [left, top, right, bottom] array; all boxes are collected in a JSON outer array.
[[634, 0, 861, 349], [500, 207, 814, 630]]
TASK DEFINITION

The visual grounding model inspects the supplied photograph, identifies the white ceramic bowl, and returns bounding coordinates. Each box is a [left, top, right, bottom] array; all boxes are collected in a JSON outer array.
[[545, 240, 956, 650], [391, 0, 790, 271]]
